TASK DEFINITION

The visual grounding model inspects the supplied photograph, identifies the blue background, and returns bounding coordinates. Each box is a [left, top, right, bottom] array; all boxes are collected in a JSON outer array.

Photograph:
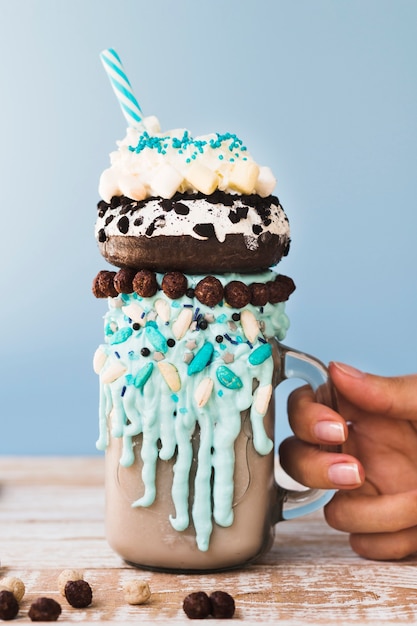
[[0, 0, 416, 455]]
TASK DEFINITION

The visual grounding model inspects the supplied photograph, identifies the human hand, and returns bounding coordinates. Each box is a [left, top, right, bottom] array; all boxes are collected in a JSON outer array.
[[279, 361, 417, 560]]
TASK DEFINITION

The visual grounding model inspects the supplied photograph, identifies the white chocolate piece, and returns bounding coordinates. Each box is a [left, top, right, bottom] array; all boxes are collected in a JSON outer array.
[[194, 377, 214, 408], [57, 569, 84, 596], [123, 580, 151, 605], [98, 167, 121, 203], [150, 163, 184, 199], [158, 361, 181, 392], [0, 577, 25, 602], [255, 384, 273, 415], [240, 309, 260, 343], [186, 162, 219, 195], [228, 160, 260, 194], [119, 173, 147, 201], [93, 347, 107, 374], [122, 302, 146, 325], [255, 165, 276, 197], [101, 362, 127, 384], [172, 308, 193, 340]]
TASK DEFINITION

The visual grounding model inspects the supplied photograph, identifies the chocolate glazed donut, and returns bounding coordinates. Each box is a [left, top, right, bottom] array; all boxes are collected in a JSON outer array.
[[95, 192, 291, 273]]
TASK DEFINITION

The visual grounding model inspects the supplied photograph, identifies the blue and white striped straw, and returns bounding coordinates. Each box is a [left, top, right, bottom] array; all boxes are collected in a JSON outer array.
[[100, 48, 143, 128]]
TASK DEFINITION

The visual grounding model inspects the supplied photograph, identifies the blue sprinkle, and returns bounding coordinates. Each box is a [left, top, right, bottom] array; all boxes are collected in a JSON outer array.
[[218, 390, 224, 397], [121, 386, 126, 397], [216, 314, 227, 323], [258, 337, 267, 344], [114, 351, 120, 359], [224, 333, 239, 345], [179, 407, 188, 414], [171, 394, 179, 402], [183, 304, 194, 308]]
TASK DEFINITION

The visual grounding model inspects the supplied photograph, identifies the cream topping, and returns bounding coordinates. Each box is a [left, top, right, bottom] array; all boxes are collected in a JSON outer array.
[[99, 116, 277, 202]]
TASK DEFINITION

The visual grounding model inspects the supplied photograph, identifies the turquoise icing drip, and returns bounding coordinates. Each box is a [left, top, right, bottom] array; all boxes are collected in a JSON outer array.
[[95, 270, 290, 551]]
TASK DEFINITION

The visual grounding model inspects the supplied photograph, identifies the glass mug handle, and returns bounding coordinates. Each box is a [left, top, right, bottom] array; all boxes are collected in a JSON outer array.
[[275, 343, 338, 521]]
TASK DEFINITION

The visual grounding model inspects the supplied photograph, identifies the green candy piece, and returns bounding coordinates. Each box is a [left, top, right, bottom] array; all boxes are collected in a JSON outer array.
[[248, 343, 272, 365], [216, 365, 243, 390], [188, 342, 214, 376], [134, 362, 154, 388], [109, 327, 133, 345]]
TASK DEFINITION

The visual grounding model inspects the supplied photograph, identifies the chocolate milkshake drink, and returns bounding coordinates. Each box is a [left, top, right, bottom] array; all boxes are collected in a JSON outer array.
[[93, 49, 334, 571]]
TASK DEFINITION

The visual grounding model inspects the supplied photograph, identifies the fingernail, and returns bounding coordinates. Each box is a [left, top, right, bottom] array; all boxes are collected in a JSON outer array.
[[332, 362, 365, 379], [328, 463, 362, 486], [314, 421, 345, 443]]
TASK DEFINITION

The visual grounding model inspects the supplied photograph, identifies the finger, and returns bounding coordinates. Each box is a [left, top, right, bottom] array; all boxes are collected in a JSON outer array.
[[329, 362, 417, 422], [287, 386, 348, 445], [279, 436, 363, 490], [350, 527, 417, 561], [325, 489, 417, 534]]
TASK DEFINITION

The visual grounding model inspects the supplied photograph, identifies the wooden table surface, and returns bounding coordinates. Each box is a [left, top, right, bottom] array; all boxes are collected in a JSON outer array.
[[1, 457, 417, 625]]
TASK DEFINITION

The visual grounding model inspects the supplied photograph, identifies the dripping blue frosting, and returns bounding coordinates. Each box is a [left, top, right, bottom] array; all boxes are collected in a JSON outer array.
[[94, 270, 290, 551]]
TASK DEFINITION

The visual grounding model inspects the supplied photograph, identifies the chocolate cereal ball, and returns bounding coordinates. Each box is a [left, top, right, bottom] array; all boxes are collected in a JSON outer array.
[[92, 270, 118, 298], [249, 282, 269, 306], [210, 590, 235, 618], [161, 272, 188, 299], [267, 274, 296, 303], [28, 597, 62, 622], [0, 590, 19, 621], [194, 276, 224, 307], [64, 580, 93, 608], [183, 591, 211, 619], [113, 268, 137, 294], [224, 281, 251, 309], [133, 269, 158, 297]]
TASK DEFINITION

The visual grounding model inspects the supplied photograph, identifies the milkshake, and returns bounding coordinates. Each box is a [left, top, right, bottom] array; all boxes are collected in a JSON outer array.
[[93, 49, 333, 571]]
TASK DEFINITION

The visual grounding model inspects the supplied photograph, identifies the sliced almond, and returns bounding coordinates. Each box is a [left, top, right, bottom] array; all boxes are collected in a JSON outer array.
[[158, 361, 181, 392], [240, 309, 260, 343], [154, 298, 171, 323], [194, 377, 214, 408], [172, 308, 193, 340], [101, 361, 127, 384], [254, 384, 273, 415], [93, 347, 107, 374]]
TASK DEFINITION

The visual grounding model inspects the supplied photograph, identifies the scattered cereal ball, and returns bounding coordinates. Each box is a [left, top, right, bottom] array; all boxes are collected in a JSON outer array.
[[224, 281, 251, 309], [249, 282, 269, 307], [133, 269, 158, 297], [114, 268, 137, 294], [183, 591, 211, 619], [0, 577, 25, 602], [123, 580, 151, 605], [28, 597, 62, 622], [92, 270, 118, 298], [267, 274, 296, 303], [210, 590, 235, 618], [0, 590, 19, 621], [64, 580, 93, 608], [161, 272, 188, 299], [57, 570, 84, 596], [194, 276, 224, 307]]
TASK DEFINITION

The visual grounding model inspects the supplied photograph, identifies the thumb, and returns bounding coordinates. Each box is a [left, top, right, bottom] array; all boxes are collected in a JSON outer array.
[[329, 362, 417, 421]]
